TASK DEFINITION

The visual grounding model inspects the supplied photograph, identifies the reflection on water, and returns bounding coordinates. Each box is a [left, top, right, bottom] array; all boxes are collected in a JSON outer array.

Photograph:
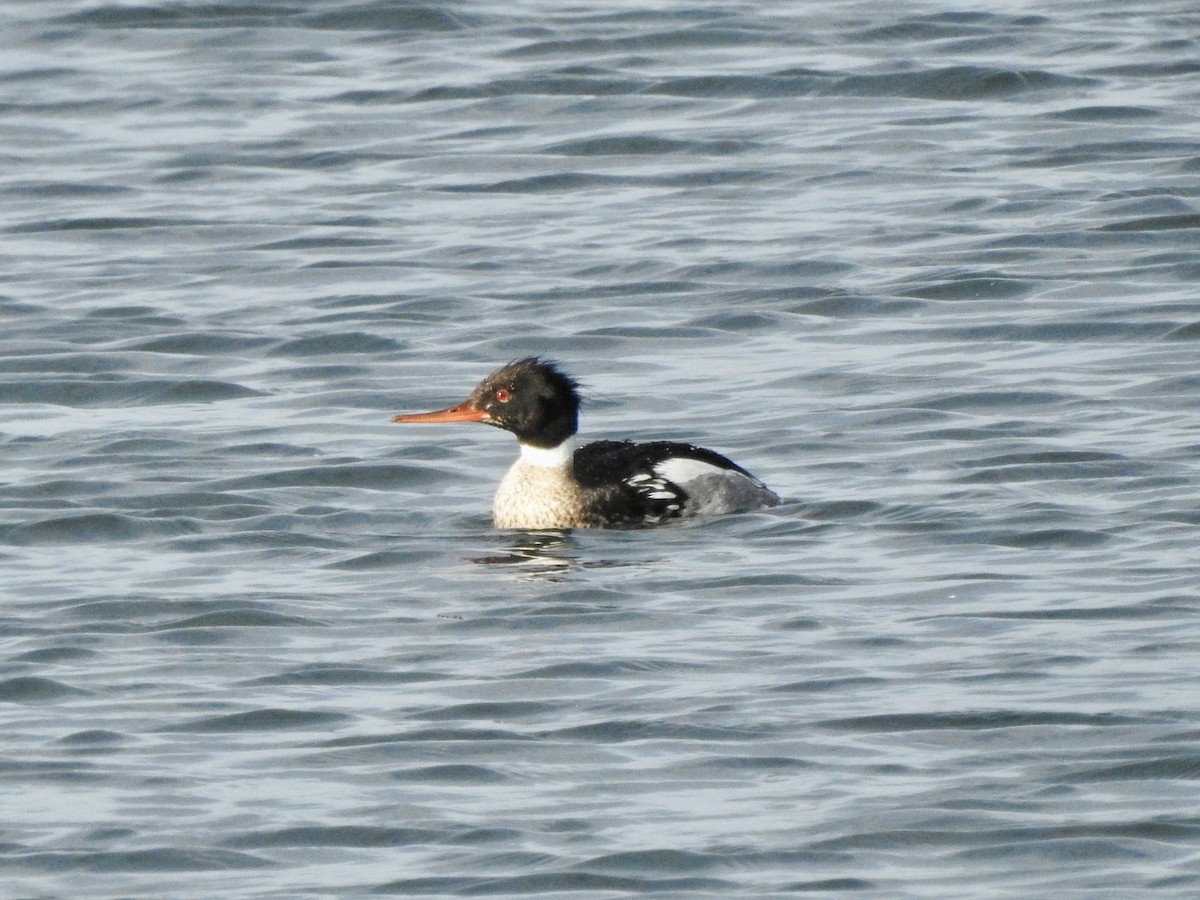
[[469, 529, 670, 581], [469, 529, 580, 580]]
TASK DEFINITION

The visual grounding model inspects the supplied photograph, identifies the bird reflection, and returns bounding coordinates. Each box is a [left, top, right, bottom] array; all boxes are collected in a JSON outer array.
[[468, 530, 581, 580], [468, 529, 656, 581]]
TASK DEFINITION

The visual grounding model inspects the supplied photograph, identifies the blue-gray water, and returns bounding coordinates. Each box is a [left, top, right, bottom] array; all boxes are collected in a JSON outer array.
[[3, 1, 1200, 896]]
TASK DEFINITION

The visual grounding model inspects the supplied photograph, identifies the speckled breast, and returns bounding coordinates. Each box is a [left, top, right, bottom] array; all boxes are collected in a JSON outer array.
[[492, 461, 591, 529]]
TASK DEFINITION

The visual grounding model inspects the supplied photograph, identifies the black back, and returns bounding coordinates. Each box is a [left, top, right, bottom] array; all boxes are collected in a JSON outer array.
[[574, 439, 761, 526]]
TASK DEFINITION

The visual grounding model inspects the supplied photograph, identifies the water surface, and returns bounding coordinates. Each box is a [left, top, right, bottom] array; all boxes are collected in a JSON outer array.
[[2, 1, 1200, 896]]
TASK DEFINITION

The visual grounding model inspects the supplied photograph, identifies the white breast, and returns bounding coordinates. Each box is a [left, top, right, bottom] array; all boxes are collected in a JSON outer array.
[[493, 455, 588, 529]]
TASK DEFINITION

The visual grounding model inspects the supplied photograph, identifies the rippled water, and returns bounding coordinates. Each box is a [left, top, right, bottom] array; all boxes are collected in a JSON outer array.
[[3, 1, 1200, 896]]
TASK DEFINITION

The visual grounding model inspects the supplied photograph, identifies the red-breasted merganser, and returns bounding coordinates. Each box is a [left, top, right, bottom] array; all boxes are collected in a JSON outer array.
[[392, 358, 781, 529]]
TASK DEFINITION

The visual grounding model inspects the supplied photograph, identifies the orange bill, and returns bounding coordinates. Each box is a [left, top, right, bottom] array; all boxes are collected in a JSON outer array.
[[392, 401, 487, 424]]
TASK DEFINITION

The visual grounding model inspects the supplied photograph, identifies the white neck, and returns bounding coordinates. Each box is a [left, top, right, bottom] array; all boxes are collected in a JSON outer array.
[[518, 438, 575, 469]]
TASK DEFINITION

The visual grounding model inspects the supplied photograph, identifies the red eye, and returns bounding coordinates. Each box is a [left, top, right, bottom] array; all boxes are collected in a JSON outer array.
[[495, 389, 511, 403]]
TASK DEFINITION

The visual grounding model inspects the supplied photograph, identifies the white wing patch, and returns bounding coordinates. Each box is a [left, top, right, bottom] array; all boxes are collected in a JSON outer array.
[[653, 454, 780, 517], [654, 456, 729, 486], [621, 471, 685, 522]]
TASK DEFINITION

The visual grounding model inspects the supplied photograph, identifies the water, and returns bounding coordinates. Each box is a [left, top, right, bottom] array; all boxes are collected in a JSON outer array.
[[3, 1, 1200, 896]]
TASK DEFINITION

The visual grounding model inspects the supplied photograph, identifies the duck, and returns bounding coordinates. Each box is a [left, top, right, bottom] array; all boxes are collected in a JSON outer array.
[[392, 357, 780, 529]]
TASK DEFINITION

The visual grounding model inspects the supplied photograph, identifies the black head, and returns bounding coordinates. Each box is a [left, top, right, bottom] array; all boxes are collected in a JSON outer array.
[[393, 357, 582, 449], [468, 358, 581, 448]]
